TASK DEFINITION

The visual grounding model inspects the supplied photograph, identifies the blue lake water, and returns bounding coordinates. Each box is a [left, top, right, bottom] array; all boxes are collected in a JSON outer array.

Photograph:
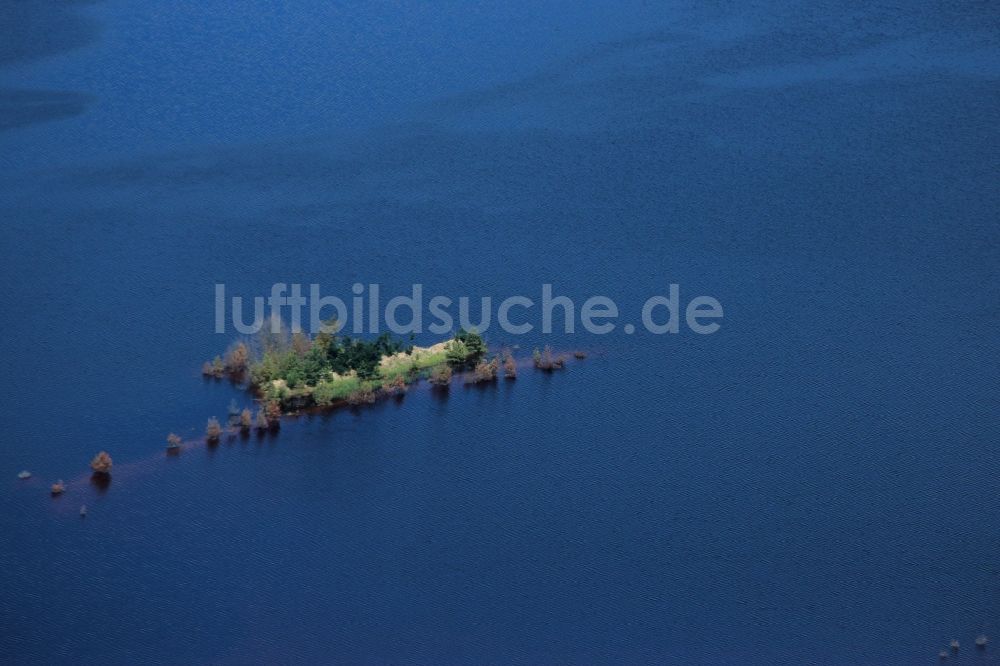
[[1, 2, 998, 664]]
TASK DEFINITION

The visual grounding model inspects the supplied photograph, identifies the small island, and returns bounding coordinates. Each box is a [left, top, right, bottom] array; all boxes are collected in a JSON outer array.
[[202, 324, 552, 421]]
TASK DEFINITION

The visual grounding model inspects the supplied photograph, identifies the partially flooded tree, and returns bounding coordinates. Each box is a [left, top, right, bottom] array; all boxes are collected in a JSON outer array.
[[265, 400, 282, 429], [206, 417, 223, 443], [166, 433, 182, 450], [383, 374, 407, 396], [533, 346, 565, 371], [429, 364, 452, 387], [503, 352, 517, 379], [90, 451, 113, 475], [469, 357, 499, 384], [255, 409, 269, 430], [224, 341, 250, 374], [239, 408, 253, 432]]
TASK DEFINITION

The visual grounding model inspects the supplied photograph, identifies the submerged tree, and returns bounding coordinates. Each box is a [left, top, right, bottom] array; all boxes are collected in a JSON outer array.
[[470, 358, 498, 383], [429, 364, 453, 387], [533, 346, 565, 371], [227, 399, 241, 427], [206, 417, 223, 443], [89, 451, 113, 476], [265, 401, 282, 429], [503, 352, 517, 379], [224, 341, 250, 374], [239, 408, 253, 432]]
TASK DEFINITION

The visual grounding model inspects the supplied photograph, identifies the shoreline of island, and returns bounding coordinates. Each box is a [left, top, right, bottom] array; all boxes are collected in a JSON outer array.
[[199, 324, 580, 439]]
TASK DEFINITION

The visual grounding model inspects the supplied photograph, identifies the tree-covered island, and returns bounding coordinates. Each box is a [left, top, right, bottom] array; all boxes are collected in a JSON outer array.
[[203, 323, 500, 417]]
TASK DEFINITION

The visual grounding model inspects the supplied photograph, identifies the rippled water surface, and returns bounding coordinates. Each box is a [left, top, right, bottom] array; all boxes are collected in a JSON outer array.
[[1, 2, 998, 664]]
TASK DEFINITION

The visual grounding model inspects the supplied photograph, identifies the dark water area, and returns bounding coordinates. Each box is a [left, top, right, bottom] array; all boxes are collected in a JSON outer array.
[[2, 1, 999, 664]]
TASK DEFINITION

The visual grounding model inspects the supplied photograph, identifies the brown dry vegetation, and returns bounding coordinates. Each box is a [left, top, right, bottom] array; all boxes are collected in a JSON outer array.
[[225, 342, 250, 374], [206, 417, 223, 442], [265, 401, 282, 429], [503, 352, 517, 379], [533, 346, 566, 371], [469, 357, 499, 384], [239, 408, 253, 431], [382, 374, 408, 396], [347, 386, 377, 405], [429, 364, 453, 387], [89, 451, 113, 475]]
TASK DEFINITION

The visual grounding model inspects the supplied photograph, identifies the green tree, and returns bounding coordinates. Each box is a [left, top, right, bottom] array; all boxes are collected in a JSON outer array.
[[463, 329, 486, 364], [446, 339, 469, 367]]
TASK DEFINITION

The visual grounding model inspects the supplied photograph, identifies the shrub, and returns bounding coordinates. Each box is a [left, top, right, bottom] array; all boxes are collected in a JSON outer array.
[[429, 365, 452, 387], [346, 386, 376, 405], [312, 381, 335, 407], [312, 375, 361, 406], [503, 352, 517, 379], [469, 357, 499, 384], [382, 374, 407, 396], [265, 401, 282, 429], [90, 451, 113, 475], [533, 346, 565, 371], [239, 408, 253, 431]]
